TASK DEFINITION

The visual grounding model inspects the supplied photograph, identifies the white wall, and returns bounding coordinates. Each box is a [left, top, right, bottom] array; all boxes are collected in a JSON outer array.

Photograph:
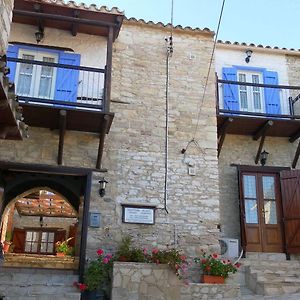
[[215, 47, 290, 114]]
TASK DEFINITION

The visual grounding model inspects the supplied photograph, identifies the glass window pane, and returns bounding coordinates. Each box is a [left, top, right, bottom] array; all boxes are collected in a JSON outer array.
[[245, 199, 258, 224], [262, 176, 275, 199], [17, 54, 34, 95], [40, 242, 47, 253], [240, 91, 248, 109], [243, 175, 256, 198], [31, 243, 38, 252], [48, 243, 54, 253], [264, 200, 277, 224], [25, 243, 31, 252], [38, 57, 54, 98], [48, 232, 55, 242], [253, 93, 261, 109], [41, 232, 48, 242]]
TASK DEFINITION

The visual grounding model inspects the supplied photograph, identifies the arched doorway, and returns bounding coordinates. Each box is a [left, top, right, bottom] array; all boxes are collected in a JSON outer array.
[[1, 188, 79, 262], [0, 163, 92, 278]]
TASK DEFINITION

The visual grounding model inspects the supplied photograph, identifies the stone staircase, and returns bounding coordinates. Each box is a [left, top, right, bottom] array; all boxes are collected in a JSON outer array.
[[0, 267, 81, 300], [243, 253, 300, 297]]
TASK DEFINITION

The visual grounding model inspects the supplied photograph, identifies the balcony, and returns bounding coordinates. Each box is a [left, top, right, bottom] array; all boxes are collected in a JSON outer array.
[[217, 78, 300, 165], [7, 56, 113, 133]]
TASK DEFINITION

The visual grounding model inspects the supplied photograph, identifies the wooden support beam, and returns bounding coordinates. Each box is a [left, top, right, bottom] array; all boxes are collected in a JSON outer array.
[[255, 134, 266, 164], [289, 129, 300, 143], [252, 120, 273, 141], [96, 115, 110, 169], [57, 110, 67, 165], [292, 140, 300, 168], [217, 117, 233, 157], [104, 26, 114, 112], [71, 10, 80, 36]]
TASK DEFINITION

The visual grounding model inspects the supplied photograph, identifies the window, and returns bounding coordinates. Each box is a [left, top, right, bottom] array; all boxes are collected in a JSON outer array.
[[222, 67, 281, 115], [237, 71, 264, 113], [16, 49, 58, 99], [7, 44, 81, 103], [25, 230, 55, 254]]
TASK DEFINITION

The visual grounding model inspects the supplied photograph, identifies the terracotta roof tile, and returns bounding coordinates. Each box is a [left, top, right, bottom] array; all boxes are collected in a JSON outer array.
[[217, 39, 300, 53]]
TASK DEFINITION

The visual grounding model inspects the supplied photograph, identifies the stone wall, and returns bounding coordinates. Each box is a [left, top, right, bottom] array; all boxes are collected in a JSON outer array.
[[1, 20, 220, 261], [88, 21, 220, 258], [218, 134, 298, 241], [0, 0, 13, 55], [111, 262, 181, 300]]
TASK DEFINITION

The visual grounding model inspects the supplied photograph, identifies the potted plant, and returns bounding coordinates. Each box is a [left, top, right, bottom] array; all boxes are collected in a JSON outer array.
[[75, 249, 113, 300], [55, 237, 73, 256], [194, 251, 241, 284], [3, 232, 12, 253]]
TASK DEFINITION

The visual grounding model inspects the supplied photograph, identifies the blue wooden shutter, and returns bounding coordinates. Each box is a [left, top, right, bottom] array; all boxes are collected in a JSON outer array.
[[263, 71, 281, 114], [222, 67, 239, 111], [6, 44, 19, 82], [54, 52, 81, 102]]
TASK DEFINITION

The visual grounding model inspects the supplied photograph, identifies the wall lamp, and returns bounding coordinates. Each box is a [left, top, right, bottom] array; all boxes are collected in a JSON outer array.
[[245, 49, 253, 63], [260, 150, 269, 166], [99, 178, 108, 197], [35, 27, 44, 44]]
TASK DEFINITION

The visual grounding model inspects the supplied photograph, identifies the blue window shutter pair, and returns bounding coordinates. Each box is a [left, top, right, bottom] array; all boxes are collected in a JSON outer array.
[[222, 67, 239, 111], [222, 67, 281, 114], [263, 71, 281, 114], [6, 44, 19, 82], [54, 52, 81, 102], [6, 44, 81, 103]]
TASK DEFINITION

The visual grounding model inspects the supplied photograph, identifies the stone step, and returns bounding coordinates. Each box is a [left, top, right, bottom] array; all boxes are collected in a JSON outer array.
[[0, 269, 81, 299], [261, 282, 300, 296]]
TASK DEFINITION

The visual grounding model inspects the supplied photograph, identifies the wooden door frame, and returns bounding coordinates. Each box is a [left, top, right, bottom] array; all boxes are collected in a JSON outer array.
[[236, 165, 290, 254], [0, 161, 101, 280]]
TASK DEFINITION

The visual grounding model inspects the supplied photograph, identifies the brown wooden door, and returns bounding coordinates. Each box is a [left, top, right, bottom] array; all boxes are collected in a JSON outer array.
[[241, 172, 283, 252], [12, 228, 26, 253], [280, 170, 300, 254]]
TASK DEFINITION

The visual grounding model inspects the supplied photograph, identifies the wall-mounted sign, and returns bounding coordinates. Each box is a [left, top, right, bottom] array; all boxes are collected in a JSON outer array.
[[122, 204, 155, 225], [89, 212, 101, 227]]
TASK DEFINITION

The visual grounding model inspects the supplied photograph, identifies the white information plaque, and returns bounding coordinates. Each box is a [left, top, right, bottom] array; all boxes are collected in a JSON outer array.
[[122, 205, 155, 224]]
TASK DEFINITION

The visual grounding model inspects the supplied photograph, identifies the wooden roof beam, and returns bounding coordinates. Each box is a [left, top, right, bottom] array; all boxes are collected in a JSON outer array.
[[57, 110, 67, 165], [292, 141, 300, 168], [255, 134, 267, 165], [252, 120, 273, 141], [289, 129, 300, 143], [71, 10, 80, 36], [96, 115, 110, 169], [217, 117, 233, 157]]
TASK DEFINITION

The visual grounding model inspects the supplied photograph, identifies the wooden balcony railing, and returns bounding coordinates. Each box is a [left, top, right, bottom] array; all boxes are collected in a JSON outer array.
[[7, 57, 108, 112], [217, 78, 300, 119]]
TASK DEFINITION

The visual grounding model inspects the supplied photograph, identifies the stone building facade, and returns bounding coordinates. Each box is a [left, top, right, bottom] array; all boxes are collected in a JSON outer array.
[[216, 43, 300, 251], [0, 15, 220, 260], [0, 0, 14, 55]]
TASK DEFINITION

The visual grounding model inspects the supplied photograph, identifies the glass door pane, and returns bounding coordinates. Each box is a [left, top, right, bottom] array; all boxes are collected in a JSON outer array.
[[38, 56, 55, 98], [243, 175, 258, 223], [262, 176, 277, 224]]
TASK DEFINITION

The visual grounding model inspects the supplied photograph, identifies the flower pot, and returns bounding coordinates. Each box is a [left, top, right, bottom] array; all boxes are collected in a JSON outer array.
[[3, 241, 11, 253], [56, 252, 65, 257], [202, 275, 225, 284], [82, 290, 97, 300]]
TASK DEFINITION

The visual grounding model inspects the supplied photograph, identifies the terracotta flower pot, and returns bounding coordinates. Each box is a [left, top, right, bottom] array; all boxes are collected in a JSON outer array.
[[3, 241, 11, 253], [202, 275, 225, 284], [56, 252, 65, 257]]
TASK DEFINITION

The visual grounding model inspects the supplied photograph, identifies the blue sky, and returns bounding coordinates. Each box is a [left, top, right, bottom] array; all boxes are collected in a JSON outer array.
[[83, 0, 300, 49]]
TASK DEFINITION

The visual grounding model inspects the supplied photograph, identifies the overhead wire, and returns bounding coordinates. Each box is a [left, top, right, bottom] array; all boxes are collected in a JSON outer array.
[[162, 0, 174, 214], [183, 0, 226, 151]]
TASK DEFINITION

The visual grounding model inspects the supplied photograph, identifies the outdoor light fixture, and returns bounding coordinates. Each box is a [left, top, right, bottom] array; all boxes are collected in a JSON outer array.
[[260, 150, 269, 166], [245, 49, 253, 63], [39, 216, 44, 227], [35, 27, 44, 44], [99, 178, 108, 197]]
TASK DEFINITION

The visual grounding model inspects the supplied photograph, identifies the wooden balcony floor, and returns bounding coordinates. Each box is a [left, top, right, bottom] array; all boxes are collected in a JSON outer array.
[[217, 114, 300, 138], [22, 103, 114, 133]]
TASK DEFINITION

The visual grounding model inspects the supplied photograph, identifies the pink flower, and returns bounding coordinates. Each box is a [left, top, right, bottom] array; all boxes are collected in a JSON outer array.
[[152, 248, 159, 254], [97, 249, 104, 256], [212, 253, 218, 259], [143, 248, 148, 255], [103, 257, 109, 264], [180, 255, 186, 261], [105, 254, 113, 260], [235, 262, 241, 268], [201, 259, 207, 264]]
